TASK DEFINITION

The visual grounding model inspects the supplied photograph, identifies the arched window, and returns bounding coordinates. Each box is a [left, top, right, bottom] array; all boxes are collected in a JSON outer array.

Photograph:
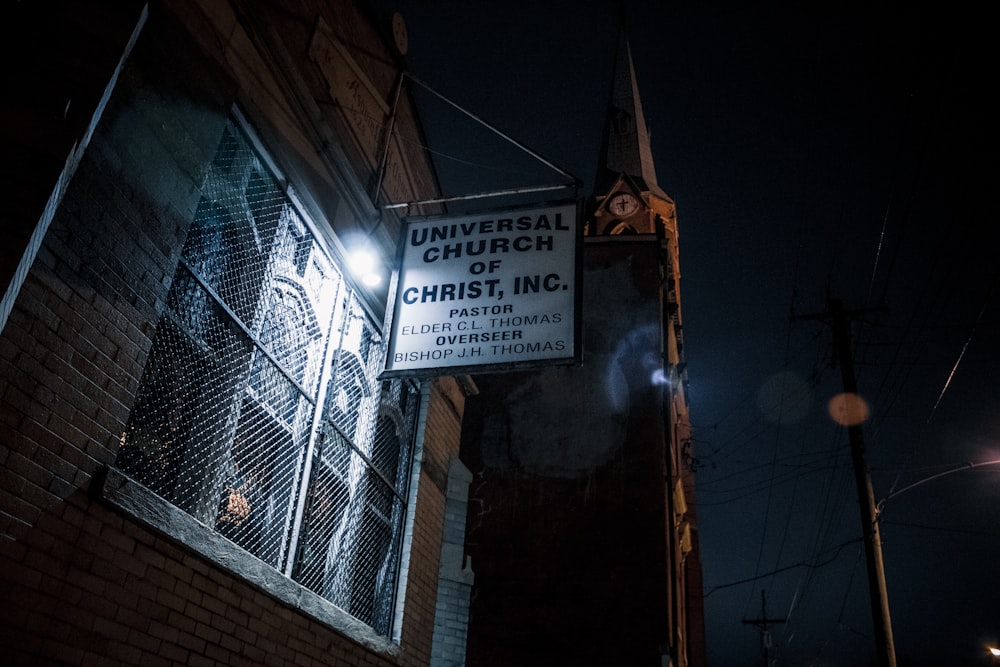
[[115, 115, 419, 637]]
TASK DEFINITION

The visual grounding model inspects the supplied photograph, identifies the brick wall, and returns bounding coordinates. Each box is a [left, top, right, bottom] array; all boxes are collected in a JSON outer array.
[[460, 242, 675, 666], [0, 2, 466, 665], [1, 1, 146, 317]]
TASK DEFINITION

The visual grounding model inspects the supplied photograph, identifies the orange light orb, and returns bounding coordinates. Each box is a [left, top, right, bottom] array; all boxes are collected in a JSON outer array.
[[827, 392, 870, 426]]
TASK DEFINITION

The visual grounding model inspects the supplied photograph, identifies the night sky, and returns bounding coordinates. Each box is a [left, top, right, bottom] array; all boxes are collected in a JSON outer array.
[[366, 2, 998, 665]]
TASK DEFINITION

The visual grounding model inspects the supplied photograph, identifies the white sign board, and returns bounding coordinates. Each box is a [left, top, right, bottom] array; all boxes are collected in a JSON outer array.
[[382, 202, 580, 377]]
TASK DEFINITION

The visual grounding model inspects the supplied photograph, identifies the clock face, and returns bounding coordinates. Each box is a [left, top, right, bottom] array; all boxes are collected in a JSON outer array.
[[608, 192, 640, 217]]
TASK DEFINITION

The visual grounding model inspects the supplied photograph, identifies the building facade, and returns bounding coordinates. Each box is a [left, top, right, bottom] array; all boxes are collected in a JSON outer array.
[[1, 2, 703, 666], [1, 1, 474, 665], [458, 33, 706, 667]]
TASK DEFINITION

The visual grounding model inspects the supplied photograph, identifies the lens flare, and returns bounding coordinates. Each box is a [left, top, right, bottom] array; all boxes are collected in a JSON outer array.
[[827, 392, 870, 426]]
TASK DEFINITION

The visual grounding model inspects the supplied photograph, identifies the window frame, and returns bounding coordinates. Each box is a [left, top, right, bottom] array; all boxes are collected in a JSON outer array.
[[98, 107, 423, 653]]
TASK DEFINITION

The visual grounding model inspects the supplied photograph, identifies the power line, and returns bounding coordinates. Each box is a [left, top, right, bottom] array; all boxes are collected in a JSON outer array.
[[925, 285, 993, 423], [702, 537, 862, 597]]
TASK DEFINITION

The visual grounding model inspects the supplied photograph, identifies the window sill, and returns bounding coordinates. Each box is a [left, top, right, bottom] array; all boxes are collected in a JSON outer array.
[[94, 466, 400, 658]]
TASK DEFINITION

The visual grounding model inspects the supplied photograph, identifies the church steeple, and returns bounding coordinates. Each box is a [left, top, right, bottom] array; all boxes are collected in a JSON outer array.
[[594, 28, 669, 202], [588, 27, 675, 236], [582, 20, 701, 667]]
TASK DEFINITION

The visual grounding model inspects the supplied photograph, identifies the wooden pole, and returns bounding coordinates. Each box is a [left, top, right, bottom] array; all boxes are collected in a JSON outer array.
[[828, 298, 897, 667], [742, 590, 786, 667]]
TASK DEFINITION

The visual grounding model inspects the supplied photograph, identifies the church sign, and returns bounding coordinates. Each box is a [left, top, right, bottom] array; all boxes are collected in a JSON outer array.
[[382, 201, 581, 377]]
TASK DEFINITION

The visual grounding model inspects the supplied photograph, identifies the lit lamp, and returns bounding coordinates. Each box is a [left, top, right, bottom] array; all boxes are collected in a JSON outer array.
[[349, 249, 382, 287], [989, 646, 1000, 656]]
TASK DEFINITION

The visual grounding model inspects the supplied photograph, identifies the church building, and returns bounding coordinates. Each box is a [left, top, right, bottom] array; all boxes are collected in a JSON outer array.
[[458, 30, 705, 667], [0, 1, 704, 665]]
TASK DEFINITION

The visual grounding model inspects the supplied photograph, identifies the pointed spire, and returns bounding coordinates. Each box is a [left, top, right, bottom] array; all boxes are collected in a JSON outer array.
[[595, 26, 668, 199]]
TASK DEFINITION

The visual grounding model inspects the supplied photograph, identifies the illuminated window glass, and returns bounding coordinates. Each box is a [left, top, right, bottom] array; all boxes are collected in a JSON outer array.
[[116, 117, 418, 636]]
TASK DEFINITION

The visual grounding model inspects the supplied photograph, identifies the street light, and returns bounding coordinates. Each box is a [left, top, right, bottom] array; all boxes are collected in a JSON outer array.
[[881, 459, 1000, 504], [349, 248, 382, 287]]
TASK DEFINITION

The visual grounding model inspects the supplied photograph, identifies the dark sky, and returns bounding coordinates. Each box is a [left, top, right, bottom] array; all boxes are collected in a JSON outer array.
[[366, 2, 998, 665]]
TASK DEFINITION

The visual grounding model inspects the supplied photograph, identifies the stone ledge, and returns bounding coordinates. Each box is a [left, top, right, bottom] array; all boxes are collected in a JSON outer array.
[[94, 465, 400, 658]]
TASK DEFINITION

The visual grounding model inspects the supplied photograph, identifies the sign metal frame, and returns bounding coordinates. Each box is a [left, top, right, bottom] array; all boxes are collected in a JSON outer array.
[[381, 200, 582, 378]]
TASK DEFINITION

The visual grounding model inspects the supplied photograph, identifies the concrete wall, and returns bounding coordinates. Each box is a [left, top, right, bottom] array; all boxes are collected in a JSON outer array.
[[430, 458, 475, 666]]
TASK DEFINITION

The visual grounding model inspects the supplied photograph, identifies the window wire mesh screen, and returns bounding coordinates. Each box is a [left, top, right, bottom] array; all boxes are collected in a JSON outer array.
[[116, 119, 419, 635]]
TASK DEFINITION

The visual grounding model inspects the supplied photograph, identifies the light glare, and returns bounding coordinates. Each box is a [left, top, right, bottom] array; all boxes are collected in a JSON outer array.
[[349, 249, 381, 288], [350, 250, 375, 275]]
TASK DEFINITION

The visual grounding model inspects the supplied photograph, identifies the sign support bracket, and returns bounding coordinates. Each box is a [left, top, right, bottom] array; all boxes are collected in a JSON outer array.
[[381, 72, 581, 211]]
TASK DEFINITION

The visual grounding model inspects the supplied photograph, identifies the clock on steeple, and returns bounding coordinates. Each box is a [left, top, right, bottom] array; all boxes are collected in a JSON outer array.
[[587, 25, 677, 238], [607, 191, 640, 217]]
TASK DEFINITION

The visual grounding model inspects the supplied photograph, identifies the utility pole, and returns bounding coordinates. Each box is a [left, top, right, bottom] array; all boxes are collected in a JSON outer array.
[[742, 590, 786, 667], [795, 298, 897, 667]]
